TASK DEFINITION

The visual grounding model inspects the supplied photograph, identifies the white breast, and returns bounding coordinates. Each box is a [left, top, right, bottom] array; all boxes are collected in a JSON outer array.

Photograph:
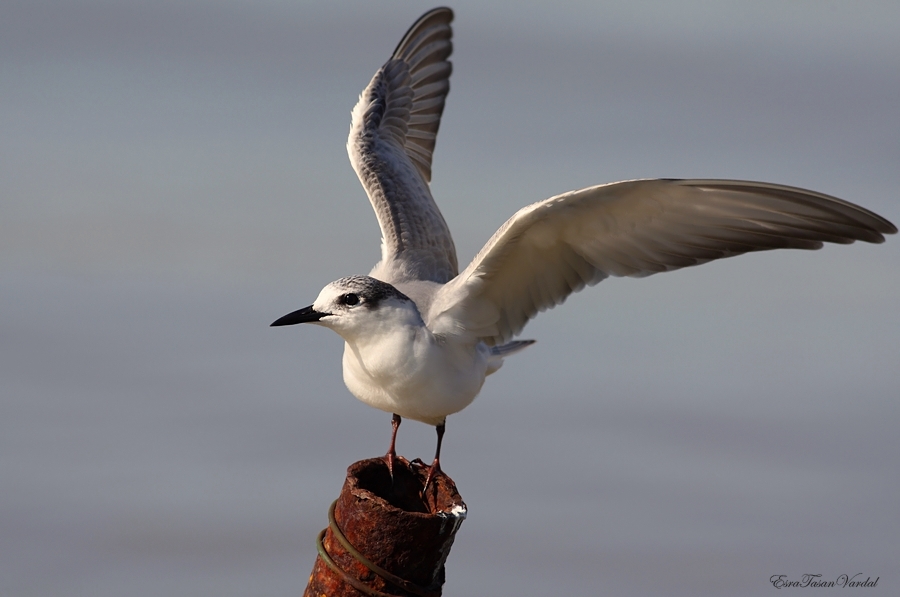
[[341, 328, 490, 426]]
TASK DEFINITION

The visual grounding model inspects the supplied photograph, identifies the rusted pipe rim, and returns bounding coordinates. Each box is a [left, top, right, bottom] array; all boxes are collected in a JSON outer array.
[[317, 500, 441, 597]]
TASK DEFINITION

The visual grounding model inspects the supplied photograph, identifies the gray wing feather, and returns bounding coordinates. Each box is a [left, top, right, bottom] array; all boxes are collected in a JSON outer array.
[[348, 7, 457, 284], [429, 179, 896, 345]]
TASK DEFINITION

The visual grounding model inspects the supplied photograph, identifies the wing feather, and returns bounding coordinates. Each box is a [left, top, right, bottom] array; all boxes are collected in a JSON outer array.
[[428, 179, 896, 345], [348, 7, 457, 284]]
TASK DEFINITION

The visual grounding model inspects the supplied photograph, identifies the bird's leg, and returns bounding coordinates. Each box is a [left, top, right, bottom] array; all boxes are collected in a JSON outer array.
[[422, 420, 445, 493], [384, 413, 402, 479]]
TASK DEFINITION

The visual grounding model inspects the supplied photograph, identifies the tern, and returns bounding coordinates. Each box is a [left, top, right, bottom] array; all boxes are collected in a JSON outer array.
[[272, 7, 896, 489]]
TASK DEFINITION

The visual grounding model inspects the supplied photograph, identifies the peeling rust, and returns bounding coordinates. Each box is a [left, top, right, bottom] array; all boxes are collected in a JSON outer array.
[[303, 457, 466, 597]]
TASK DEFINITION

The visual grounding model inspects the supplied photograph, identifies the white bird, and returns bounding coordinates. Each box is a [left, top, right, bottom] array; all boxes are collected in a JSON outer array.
[[272, 7, 896, 489]]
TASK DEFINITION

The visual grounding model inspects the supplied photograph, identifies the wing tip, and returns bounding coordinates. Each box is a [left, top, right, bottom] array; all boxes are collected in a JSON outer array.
[[666, 178, 898, 243], [392, 7, 455, 59]]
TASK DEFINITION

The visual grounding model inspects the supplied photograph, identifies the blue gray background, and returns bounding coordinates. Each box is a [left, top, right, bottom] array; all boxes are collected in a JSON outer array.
[[2, 1, 898, 595]]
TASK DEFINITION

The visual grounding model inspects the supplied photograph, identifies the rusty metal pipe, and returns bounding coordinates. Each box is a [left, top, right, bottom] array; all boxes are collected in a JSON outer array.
[[303, 457, 466, 597]]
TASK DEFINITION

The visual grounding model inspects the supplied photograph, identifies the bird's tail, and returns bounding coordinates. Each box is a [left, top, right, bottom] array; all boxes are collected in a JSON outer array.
[[490, 339, 536, 357], [486, 339, 535, 375]]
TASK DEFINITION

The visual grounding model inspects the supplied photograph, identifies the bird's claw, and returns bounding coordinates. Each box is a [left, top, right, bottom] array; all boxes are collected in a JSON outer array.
[[422, 458, 442, 494], [384, 450, 396, 481]]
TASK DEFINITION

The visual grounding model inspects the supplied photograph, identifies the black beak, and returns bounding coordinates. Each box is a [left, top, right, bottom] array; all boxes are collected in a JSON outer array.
[[270, 305, 329, 326]]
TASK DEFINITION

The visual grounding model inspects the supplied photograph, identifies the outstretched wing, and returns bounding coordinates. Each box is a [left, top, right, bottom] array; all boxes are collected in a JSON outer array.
[[428, 179, 896, 345], [348, 7, 458, 284]]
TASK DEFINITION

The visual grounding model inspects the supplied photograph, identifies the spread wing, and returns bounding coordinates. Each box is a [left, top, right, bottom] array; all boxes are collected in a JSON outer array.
[[428, 179, 896, 345], [348, 7, 458, 284]]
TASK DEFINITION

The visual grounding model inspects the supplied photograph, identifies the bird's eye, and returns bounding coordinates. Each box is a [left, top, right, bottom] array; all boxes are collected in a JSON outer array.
[[340, 293, 360, 306]]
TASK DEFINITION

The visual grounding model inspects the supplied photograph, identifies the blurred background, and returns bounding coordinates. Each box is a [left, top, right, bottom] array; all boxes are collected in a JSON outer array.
[[2, 1, 898, 595]]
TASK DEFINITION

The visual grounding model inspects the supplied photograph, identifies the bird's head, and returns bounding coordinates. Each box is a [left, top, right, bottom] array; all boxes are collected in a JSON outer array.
[[270, 276, 422, 342]]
